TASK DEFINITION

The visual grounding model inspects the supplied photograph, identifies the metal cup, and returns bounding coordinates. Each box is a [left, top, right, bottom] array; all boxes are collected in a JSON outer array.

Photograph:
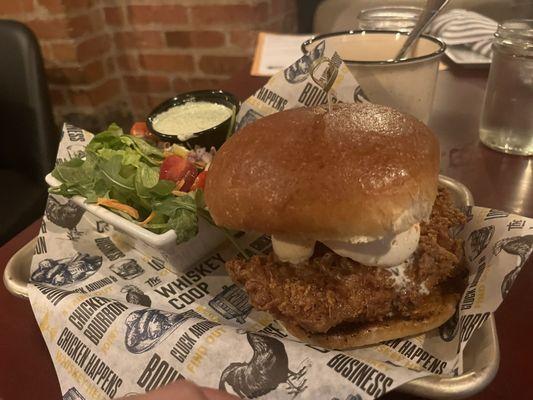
[[302, 30, 446, 123]]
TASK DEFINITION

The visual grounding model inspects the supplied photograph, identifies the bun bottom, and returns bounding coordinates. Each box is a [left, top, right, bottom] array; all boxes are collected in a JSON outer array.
[[280, 292, 459, 349]]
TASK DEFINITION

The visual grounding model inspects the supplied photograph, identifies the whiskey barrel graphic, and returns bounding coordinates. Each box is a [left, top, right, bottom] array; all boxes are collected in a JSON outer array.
[[209, 284, 252, 324]]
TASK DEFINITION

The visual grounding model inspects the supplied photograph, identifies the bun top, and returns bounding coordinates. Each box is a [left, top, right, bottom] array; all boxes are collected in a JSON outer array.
[[204, 103, 439, 240]]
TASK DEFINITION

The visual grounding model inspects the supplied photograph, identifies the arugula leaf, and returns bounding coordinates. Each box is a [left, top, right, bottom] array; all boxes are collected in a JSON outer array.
[[120, 135, 164, 166], [97, 147, 142, 167], [149, 180, 175, 197], [52, 158, 87, 183], [86, 123, 124, 153], [99, 155, 136, 192], [153, 194, 197, 215], [137, 163, 159, 188], [151, 195, 199, 241]]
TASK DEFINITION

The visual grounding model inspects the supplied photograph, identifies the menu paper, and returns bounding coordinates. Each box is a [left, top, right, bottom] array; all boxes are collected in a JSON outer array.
[[238, 39, 368, 132], [251, 32, 313, 77], [29, 44, 533, 400]]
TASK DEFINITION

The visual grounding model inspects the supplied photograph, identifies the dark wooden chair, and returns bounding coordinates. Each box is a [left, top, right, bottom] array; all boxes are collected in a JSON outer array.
[[0, 20, 58, 245]]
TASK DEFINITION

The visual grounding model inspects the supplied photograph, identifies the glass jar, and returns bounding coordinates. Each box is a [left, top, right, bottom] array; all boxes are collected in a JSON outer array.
[[479, 19, 533, 155], [357, 6, 423, 32]]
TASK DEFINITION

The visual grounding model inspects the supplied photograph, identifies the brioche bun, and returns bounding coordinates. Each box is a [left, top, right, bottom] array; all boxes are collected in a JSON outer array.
[[280, 292, 458, 349], [205, 103, 439, 240]]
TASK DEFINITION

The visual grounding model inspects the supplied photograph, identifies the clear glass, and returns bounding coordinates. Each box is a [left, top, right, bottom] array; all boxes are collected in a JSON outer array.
[[479, 19, 533, 155], [357, 6, 423, 32]]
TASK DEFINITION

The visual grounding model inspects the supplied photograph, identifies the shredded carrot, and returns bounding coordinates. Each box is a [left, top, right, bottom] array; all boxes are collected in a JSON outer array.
[[97, 198, 140, 220], [139, 211, 156, 225]]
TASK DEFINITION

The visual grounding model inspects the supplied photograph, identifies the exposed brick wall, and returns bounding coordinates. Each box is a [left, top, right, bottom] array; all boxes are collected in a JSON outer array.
[[1, 0, 297, 131]]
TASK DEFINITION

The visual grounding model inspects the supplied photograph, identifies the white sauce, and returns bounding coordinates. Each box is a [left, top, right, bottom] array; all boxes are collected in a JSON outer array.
[[323, 224, 420, 267], [387, 259, 412, 290], [153, 101, 233, 141], [387, 260, 431, 294], [271, 235, 315, 264], [419, 282, 430, 295], [270, 224, 420, 267]]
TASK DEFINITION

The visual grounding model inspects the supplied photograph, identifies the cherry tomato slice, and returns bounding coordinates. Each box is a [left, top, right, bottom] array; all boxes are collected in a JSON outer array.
[[159, 155, 198, 192], [131, 122, 157, 142], [190, 171, 207, 191], [130, 122, 148, 137]]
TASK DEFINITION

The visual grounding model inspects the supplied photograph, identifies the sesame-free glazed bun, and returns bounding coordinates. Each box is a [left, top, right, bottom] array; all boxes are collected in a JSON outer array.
[[205, 103, 439, 239]]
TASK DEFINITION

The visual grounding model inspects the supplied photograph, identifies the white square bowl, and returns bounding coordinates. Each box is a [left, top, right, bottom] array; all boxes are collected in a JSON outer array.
[[45, 173, 227, 273]]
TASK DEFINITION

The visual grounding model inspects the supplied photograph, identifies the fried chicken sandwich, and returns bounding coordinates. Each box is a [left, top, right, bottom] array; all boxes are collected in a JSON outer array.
[[204, 103, 466, 349]]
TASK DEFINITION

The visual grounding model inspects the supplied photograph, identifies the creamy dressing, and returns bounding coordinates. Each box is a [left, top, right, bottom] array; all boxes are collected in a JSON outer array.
[[271, 224, 421, 267], [387, 261, 430, 294], [387, 259, 412, 290], [324, 224, 420, 267], [419, 282, 430, 295], [271, 235, 315, 264], [388, 262, 430, 294], [153, 101, 233, 140]]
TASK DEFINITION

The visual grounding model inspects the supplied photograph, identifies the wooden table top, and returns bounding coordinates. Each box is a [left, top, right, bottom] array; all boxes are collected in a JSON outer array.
[[1, 65, 532, 400]]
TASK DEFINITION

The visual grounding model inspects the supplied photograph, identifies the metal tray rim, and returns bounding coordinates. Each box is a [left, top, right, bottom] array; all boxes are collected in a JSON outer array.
[[3, 176, 500, 399], [397, 175, 500, 398], [399, 315, 500, 399]]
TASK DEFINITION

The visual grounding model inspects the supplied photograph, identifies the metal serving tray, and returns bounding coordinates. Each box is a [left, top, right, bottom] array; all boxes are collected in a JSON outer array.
[[398, 175, 500, 399], [3, 176, 499, 399], [400, 314, 499, 399]]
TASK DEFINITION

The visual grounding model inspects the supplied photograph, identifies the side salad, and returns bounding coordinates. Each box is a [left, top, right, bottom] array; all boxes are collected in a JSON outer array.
[[50, 123, 215, 244]]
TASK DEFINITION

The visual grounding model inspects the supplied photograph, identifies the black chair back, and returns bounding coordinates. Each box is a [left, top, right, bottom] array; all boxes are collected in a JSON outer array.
[[0, 20, 58, 244], [0, 20, 57, 181]]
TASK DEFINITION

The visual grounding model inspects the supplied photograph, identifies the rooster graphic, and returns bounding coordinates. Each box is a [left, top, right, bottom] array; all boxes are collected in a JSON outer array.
[[31, 253, 102, 286], [219, 332, 309, 399], [283, 40, 325, 84], [122, 285, 151, 307], [236, 109, 263, 132], [124, 309, 197, 354], [45, 197, 85, 241], [466, 225, 495, 261], [493, 235, 533, 298]]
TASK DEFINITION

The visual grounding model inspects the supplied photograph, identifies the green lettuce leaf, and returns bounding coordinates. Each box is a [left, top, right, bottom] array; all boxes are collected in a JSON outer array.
[[49, 123, 201, 244]]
